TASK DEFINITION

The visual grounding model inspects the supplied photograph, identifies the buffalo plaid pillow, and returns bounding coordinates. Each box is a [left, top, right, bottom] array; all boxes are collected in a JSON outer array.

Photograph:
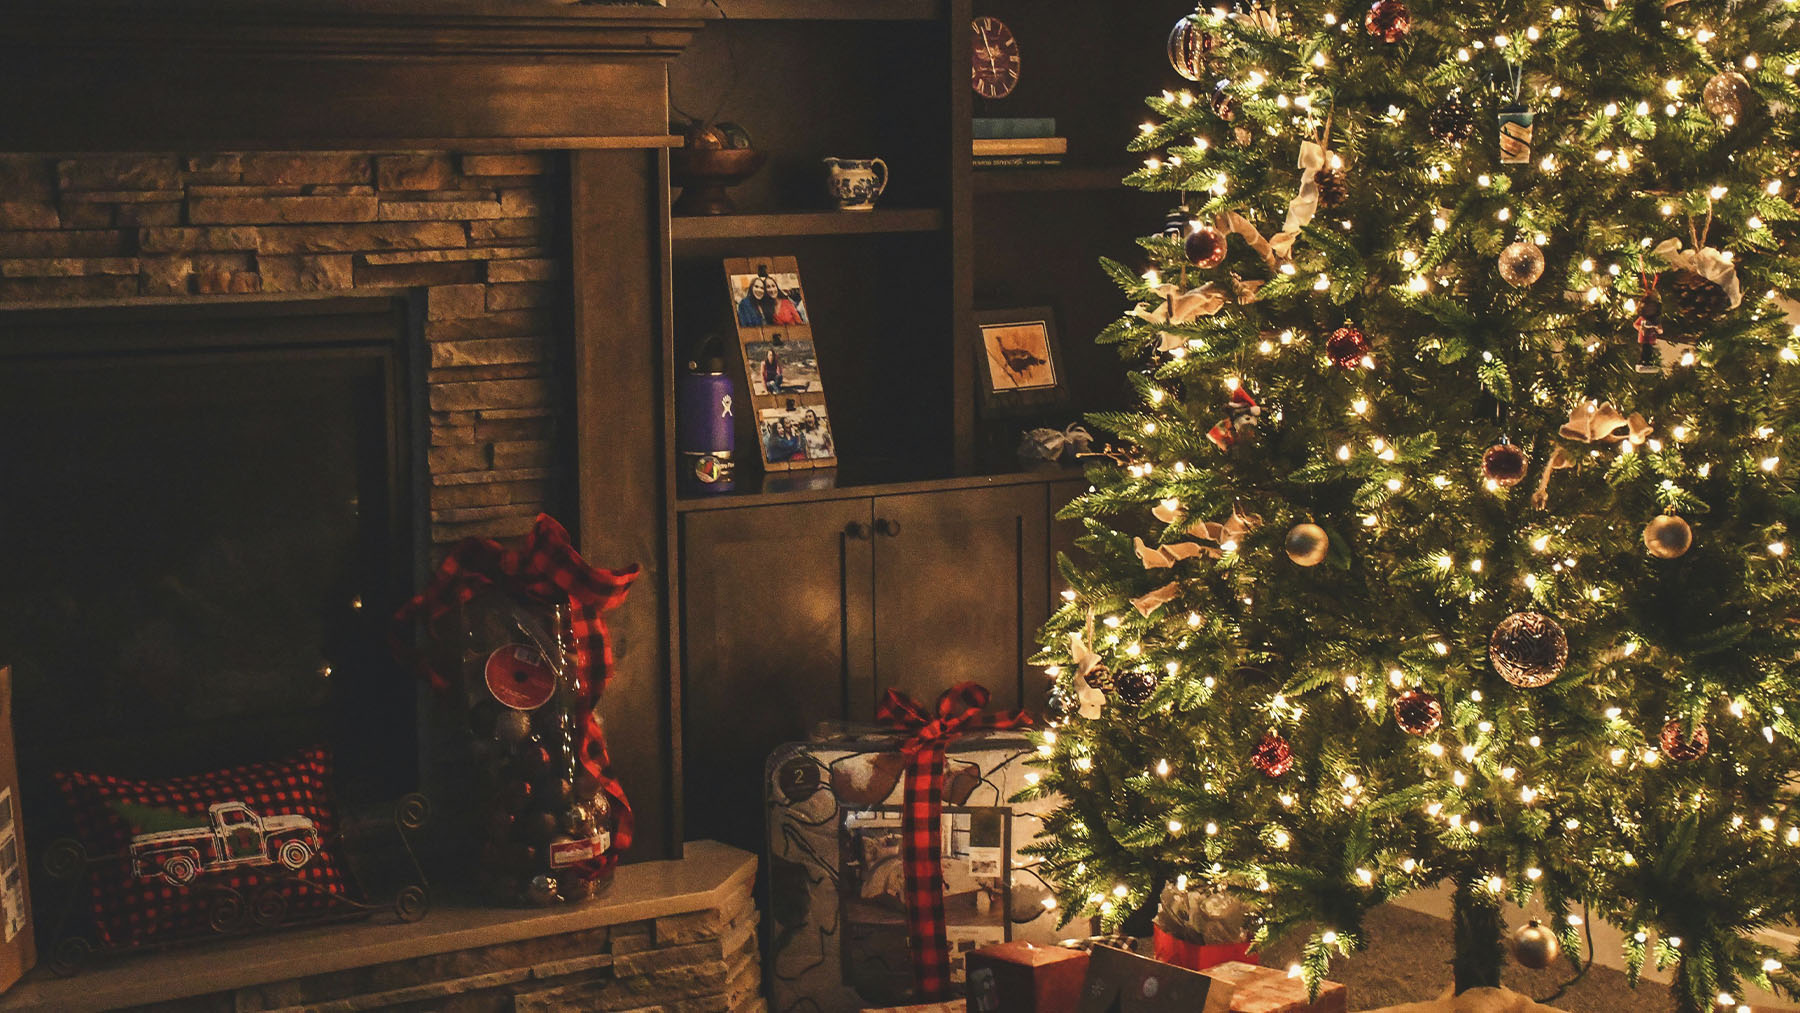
[[54, 745, 350, 949]]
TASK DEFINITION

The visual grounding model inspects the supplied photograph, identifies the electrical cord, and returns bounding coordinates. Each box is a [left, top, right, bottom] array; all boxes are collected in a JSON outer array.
[[1536, 901, 1598, 1005]]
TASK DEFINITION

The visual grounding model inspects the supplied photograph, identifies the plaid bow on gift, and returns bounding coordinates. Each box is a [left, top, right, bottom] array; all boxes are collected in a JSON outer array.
[[392, 514, 640, 847], [875, 682, 1032, 1000]]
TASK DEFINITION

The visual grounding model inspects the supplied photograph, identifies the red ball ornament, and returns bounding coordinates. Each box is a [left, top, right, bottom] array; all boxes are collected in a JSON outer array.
[[1659, 719, 1710, 761], [1185, 225, 1228, 269], [1251, 731, 1294, 777], [1393, 688, 1444, 735], [1364, 0, 1410, 42], [1482, 442, 1529, 487], [1326, 324, 1370, 368]]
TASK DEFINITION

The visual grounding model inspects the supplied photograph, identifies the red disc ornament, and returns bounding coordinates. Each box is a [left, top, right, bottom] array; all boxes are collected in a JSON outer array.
[[486, 643, 557, 710], [1659, 719, 1710, 761], [1185, 225, 1228, 269], [1364, 0, 1410, 42], [1251, 731, 1294, 777], [1482, 442, 1529, 487], [1326, 324, 1371, 368], [1393, 688, 1444, 735]]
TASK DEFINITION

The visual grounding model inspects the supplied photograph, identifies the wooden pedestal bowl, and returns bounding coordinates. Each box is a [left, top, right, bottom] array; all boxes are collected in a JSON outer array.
[[670, 148, 767, 216]]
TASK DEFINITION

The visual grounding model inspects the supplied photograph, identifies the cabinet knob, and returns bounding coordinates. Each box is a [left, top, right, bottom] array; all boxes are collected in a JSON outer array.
[[874, 518, 901, 538], [844, 521, 871, 540]]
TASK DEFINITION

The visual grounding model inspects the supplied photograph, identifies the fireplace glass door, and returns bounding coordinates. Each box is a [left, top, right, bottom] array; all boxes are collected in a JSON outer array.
[[0, 299, 422, 833]]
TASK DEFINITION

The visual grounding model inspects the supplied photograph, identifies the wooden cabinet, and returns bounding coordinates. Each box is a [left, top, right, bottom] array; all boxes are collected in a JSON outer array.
[[679, 479, 1050, 850], [870, 484, 1047, 712]]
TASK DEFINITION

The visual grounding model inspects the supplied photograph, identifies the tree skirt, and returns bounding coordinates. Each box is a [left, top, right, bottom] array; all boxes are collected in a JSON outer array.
[[1361, 986, 1566, 1013]]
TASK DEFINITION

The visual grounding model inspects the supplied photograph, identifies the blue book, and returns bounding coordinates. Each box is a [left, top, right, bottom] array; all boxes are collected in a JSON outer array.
[[973, 117, 1057, 139]]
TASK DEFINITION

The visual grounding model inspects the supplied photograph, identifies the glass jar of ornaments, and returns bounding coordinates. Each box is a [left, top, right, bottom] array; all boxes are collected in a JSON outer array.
[[438, 589, 620, 906]]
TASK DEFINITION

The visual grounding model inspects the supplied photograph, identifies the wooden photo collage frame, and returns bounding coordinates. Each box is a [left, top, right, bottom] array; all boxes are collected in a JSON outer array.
[[723, 255, 837, 472]]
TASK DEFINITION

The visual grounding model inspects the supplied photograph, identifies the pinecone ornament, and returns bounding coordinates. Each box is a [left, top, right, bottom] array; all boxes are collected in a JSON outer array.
[[1427, 90, 1474, 143], [1659, 719, 1710, 761], [1668, 269, 1730, 321], [1314, 168, 1348, 210], [1114, 669, 1160, 706]]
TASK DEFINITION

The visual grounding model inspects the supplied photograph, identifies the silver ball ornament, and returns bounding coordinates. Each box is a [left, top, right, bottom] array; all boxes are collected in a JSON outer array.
[[526, 873, 560, 905], [1498, 241, 1546, 287], [494, 709, 533, 744], [1509, 919, 1560, 970]]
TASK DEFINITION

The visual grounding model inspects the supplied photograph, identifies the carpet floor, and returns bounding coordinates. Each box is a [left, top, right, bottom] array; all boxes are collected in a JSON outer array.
[[1273, 904, 1676, 1012]]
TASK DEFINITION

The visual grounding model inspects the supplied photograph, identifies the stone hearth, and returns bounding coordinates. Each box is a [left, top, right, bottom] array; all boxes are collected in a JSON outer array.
[[0, 841, 759, 1013]]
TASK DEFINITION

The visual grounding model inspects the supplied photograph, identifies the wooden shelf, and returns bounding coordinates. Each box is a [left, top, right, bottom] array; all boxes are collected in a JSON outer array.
[[668, 0, 944, 20], [674, 465, 1080, 513], [972, 166, 1134, 194], [670, 207, 945, 242]]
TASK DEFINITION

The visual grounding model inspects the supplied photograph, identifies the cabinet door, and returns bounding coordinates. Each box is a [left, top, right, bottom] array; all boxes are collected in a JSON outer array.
[[870, 485, 1049, 714], [1048, 476, 1090, 608], [680, 499, 874, 850]]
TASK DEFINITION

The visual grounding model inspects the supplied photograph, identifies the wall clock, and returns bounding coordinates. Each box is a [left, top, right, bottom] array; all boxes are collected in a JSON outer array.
[[970, 16, 1020, 100]]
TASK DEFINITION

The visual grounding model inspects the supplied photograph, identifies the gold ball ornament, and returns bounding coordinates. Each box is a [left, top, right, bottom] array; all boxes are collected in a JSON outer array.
[[1285, 523, 1329, 566], [1498, 241, 1545, 287], [1490, 611, 1568, 688], [1509, 920, 1560, 970], [1643, 514, 1692, 559], [1702, 70, 1753, 122]]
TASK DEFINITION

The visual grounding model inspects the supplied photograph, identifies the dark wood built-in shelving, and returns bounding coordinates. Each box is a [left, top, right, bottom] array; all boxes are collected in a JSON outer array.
[[669, 0, 943, 21], [973, 166, 1133, 194], [670, 207, 945, 241]]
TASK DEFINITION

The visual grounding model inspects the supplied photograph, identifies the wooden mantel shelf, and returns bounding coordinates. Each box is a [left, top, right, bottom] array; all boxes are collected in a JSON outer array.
[[0, 840, 755, 1013], [0, 1, 708, 152]]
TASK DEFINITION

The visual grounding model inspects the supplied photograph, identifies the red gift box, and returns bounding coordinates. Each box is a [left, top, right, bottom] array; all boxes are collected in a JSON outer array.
[[966, 941, 1090, 1013], [1152, 924, 1256, 972]]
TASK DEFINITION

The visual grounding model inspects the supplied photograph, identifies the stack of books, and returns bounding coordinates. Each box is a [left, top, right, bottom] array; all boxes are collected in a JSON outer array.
[[973, 117, 1066, 168]]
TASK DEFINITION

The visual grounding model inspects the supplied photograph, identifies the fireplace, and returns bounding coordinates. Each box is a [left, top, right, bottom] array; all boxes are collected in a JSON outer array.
[[0, 297, 424, 839]]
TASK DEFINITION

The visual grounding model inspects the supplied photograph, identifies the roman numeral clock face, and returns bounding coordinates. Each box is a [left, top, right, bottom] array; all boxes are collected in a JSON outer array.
[[970, 16, 1019, 100]]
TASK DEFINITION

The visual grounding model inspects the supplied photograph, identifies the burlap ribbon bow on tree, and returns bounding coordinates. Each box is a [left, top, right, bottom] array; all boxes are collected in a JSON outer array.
[[391, 513, 640, 850], [874, 683, 1032, 1000]]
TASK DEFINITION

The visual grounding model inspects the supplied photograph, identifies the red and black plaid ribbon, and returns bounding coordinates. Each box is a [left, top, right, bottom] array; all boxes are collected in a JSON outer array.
[[875, 682, 1032, 1000], [391, 513, 640, 848]]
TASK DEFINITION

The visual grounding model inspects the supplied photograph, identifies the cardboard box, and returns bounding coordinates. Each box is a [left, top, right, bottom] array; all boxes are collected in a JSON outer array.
[[1207, 962, 1347, 1013], [0, 668, 35, 993], [966, 941, 1089, 1013], [1076, 945, 1235, 1013]]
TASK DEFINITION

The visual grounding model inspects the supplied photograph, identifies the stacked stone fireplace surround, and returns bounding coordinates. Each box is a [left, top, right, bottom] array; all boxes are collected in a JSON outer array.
[[0, 149, 574, 546], [0, 152, 763, 1011]]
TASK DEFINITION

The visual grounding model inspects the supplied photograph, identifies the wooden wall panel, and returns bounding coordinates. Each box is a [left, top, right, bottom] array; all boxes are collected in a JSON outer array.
[[571, 149, 676, 860]]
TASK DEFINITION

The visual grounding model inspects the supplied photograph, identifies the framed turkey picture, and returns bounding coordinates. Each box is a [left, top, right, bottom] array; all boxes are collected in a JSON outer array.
[[975, 307, 1065, 417]]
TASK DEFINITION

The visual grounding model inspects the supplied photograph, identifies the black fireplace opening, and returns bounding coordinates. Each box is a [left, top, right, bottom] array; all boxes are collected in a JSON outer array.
[[0, 297, 426, 842]]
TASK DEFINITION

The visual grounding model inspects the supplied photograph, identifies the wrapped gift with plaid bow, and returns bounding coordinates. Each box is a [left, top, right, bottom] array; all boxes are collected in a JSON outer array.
[[391, 514, 637, 907], [766, 683, 1065, 1011]]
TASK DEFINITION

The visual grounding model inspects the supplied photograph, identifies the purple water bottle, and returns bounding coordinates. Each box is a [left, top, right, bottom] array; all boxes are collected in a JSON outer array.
[[677, 335, 737, 493]]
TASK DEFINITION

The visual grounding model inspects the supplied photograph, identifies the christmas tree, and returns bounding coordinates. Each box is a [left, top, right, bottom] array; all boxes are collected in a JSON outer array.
[[1026, 3, 1800, 1011]]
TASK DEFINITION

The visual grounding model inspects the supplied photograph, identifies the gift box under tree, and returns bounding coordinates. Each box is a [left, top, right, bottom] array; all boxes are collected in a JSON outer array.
[[765, 684, 1062, 1012]]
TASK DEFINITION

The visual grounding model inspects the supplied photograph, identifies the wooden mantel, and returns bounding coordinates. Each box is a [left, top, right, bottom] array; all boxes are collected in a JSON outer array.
[[0, 1, 707, 151]]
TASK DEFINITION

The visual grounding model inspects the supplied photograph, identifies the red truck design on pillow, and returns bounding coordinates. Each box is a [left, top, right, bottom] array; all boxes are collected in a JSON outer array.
[[128, 802, 321, 886]]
